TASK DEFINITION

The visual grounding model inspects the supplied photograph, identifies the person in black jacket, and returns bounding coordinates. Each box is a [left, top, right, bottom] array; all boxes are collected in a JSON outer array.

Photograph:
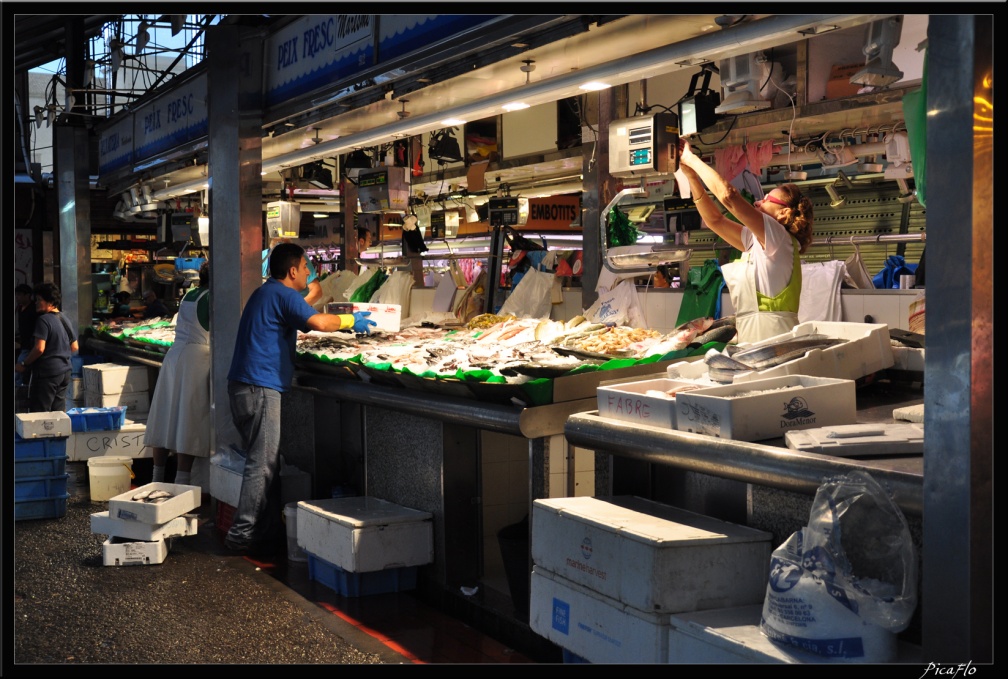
[[142, 289, 170, 319], [14, 282, 79, 412]]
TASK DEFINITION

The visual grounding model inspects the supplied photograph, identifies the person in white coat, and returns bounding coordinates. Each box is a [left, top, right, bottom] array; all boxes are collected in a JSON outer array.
[[677, 138, 814, 344], [144, 262, 212, 486]]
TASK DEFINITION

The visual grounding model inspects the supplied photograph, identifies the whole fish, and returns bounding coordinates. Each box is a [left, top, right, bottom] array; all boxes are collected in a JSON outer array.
[[730, 334, 846, 370]]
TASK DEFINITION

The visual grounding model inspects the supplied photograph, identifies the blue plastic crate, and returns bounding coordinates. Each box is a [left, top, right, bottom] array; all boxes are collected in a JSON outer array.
[[15, 493, 69, 521], [14, 434, 68, 460], [307, 553, 417, 597], [175, 256, 206, 272], [66, 406, 127, 432], [15, 455, 67, 479], [15, 474, 70, 502]]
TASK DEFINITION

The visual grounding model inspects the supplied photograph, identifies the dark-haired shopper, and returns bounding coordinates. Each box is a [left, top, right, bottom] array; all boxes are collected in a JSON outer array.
[[15, 282, 78, 412]]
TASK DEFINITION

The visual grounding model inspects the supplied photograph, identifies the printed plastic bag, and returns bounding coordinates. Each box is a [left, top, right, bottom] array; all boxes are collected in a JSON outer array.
[[584, 279, 646, 328], [499, 267, 553, 319], [760, 470, 918, 662]]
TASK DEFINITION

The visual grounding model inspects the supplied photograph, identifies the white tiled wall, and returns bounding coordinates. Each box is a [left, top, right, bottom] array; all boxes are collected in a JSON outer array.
[[546, 435, 596, 499]]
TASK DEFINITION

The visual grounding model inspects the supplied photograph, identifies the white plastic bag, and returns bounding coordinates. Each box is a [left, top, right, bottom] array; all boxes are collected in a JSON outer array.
[[760, 470, 918, 662], [371, 270, 415, 317], [583, 279, 646, 328], [498, 267, 553, 319]]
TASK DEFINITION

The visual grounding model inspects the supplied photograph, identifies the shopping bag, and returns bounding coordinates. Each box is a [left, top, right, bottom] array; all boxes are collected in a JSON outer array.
[[498, 267, 553, 319], [584, 279, 646, 328], [760, 470, 918, 662]]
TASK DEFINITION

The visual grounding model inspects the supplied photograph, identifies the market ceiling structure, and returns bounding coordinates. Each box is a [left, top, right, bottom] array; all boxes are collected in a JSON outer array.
[[13, 13, 900, 212]]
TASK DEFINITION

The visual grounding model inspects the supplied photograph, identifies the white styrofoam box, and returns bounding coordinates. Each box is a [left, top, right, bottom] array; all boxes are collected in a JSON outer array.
[[530, 566, 671, 664], [15, 411, 72, 439], [730, 321, 894, 384], [297, 496, 433, 573], [675, 374, 857, 442], [532, 496, 773, 613], [210, 457, 244, 507], [785, 422, 924, 457], [597, 377, 706, 429], [91, 511, 199, 542], [66, 421, 151, 461], [102, 536, 170, 566], [351, 302, 401, 333], [666, 604, 924, 664], [83, 362, 150, 395], [108, 482, 201, 525], [70, 376, 85, 401], [891, 345, 925, 372], [85, 389, 150, 413]]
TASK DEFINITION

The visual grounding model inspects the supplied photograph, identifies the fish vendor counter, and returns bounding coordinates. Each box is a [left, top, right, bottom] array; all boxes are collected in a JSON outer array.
[[82, 315, 927, 654]]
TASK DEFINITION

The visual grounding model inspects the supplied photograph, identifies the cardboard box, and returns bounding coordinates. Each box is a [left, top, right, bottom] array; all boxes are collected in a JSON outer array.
[[82, 362, 150, 395], [675, 374, 857, 442], [351, 303, 401, 333], [210, 457, 244, 507], [731, 321, 894, 384], [297, 496, 433, 573], [85, 389, 150, 413], [825, 62, 864, 99], [15, 411, 72, 439], [597, 377, 706, 429], [91, 511, 199, 542], [532, 496, 772, 613], [530, 566, 672, 664], [67, 421, 150, 461], [102, 536, 170, 566], [108, 482, 201, 525]]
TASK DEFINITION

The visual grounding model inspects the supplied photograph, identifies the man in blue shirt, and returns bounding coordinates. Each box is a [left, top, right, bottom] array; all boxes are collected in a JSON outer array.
[[262, 240, 322, 305], [224, 242, 375, 555]]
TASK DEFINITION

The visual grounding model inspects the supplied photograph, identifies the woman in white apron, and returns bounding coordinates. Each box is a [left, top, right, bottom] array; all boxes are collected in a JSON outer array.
[[677, 138, 814, 344], [144, 262, 212, 485]]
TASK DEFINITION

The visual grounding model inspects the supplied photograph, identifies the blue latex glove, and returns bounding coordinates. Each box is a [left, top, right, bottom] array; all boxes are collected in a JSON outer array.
[[352, 311, 377, 334]]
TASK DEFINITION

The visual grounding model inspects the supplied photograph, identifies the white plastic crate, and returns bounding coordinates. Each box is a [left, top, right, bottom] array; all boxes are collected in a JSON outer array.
[[85, 389, 150, 413], [674, 374, 857, 442], [15, 411, 72, 439], [731, 321, 893, 384], [102, 536, 170, 566], [107, 482, 201, 525], [532, 496, 772, 614], [91, 510, 198, 542], [67, 421, 150, 461], [529, 566, 671, 664], [597, 377, 706, 429], [297, 496, 432, 573], [82, 363, 150, 395], [210, 457, 244, 507]]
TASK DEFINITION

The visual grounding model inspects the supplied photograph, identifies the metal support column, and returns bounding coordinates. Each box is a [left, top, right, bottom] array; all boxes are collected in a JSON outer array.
[[922, 14, 992, 662], [206, 24, 265, 450]]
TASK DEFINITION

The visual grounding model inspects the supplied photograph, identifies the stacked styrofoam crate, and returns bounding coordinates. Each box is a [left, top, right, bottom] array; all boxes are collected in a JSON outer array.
[[90, 482, 201, 566], [528, 496, 774, 664], [15, 412, 73, 521], [297, 497, 433, 596], [82, 362, 151, 415]]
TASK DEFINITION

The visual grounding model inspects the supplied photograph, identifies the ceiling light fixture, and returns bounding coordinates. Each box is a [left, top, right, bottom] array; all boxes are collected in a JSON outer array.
[[850, 16, 905, 87]]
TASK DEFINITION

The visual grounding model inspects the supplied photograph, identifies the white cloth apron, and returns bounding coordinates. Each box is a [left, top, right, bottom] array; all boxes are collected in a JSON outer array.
[[722, 254, 799, 345], [143, 289, 212, 457]]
